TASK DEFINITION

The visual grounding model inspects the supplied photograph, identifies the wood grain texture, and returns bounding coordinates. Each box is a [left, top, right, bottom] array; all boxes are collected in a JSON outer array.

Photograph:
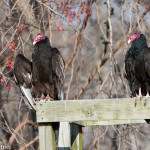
[[38, 123, 56, 150], [58, 122, 71, 148], [36, 98, 150, 123]]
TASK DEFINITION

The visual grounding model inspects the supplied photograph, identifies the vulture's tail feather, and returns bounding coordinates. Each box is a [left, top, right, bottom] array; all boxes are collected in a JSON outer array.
[[20, 86, 36, 111]]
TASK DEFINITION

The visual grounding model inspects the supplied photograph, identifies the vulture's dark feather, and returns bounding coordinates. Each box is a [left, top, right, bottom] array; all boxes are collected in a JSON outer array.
[[14, 54, 36, 110], [52, 48, 65, 99]]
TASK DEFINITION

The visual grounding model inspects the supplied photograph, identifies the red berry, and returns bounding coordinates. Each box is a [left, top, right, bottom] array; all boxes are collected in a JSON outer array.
[[69, 18, 72, 23], [57, 26, 62, 31], [0, 78, 4, 83], [22, 25, 27, 31], [83, 17, 87, 22]]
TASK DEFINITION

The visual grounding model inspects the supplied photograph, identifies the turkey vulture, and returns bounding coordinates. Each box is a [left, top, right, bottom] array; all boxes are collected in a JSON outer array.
[[14, 33, 65, 110], [124, 33, 150, 123]]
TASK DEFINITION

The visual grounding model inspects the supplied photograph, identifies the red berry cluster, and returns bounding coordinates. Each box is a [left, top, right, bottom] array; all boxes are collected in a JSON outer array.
[[6, 82, 14, 90], [3, 25, 28, 90], [6, 57, 14, 71], [7, 42, 16, 52], [16, 25, 27, 35], [6, 42, 16, 71], [56, 1, 92, 31]]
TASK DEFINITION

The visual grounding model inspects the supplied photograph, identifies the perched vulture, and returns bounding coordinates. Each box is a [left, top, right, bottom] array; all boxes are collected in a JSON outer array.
[[14, 33, 65, 110], [124, 33, 150, 123], [32, 33, 65, 101]]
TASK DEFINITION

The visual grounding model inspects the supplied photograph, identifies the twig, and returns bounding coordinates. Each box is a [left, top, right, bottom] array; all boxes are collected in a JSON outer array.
[[74, 6, 150, 99], [18, 136, 39, 150], [95, 1, 108, 81], [107, 0, 115, 98], [8, 120, 38, 145], [65, 0, 82, 100], [66, 56, 75, 100], [36, 0, 75, 31], [95, 1, 109, 42], [0, 112, 20, 145], [131, 126, 139, 150], [48, 0, 58, 46]]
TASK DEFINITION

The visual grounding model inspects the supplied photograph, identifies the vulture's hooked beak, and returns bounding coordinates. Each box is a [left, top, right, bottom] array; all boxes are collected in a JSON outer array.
[[128, 39, 131, 44], [33, 41, 36, 45]]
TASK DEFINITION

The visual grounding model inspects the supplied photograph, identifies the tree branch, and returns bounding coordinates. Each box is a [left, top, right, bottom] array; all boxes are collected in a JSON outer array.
[[8, 120, 38, 146], [18, 136, 39, 150]]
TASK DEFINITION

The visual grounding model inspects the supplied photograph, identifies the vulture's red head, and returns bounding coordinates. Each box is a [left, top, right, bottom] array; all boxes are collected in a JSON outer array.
[[128, 33, 141, 44], [33, 33, 46, 45]]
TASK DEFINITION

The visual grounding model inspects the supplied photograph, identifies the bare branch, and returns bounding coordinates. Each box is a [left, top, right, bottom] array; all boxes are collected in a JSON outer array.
[[48, 0, 58, 46], [8, 120, 38, 146], [18, 136, 39, 150], [65, 0, 82, 100]]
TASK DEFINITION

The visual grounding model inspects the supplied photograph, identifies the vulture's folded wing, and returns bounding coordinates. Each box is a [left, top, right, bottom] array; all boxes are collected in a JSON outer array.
[[52, 48, 65, 100], [125, 50, 136, 97], [14, 54, 36, 110], [144, 48, 150, 78]]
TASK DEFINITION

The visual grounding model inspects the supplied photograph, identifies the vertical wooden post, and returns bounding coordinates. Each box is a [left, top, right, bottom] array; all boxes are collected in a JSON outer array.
[[38, 123, 56, 150], [71, 124, 82, 150], [58, 122, 71, 149]]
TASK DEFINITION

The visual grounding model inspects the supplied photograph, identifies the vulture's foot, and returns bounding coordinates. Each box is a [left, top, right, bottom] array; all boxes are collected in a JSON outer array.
[[36, 94, 54, 101], [144, 92, 149, 107], [45, 95, 54, 101], [36, 94, 45, 101], [135, 87, 142, 107]]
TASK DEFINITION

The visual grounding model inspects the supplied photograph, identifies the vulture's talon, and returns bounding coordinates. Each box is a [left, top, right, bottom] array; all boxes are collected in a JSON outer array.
[[144, 93, 149, 107], [134, 102, 137, 107], [134, 97, 137, 107], [144, 97, 147, 106], [140, 96, 142, 101], [45, 95, 54, 101]]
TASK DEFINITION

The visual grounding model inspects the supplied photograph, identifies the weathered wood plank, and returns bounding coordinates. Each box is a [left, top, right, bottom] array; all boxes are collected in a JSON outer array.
[[58, 122, 71, 149], [71, 124, 82, 150], [73, 120, 146, 127], [36, 98, 150, 123], [38, 123, 56, 150]]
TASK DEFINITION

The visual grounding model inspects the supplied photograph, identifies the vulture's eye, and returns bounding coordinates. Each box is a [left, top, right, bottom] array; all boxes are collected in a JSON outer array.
[[37, 37, 42, 40]]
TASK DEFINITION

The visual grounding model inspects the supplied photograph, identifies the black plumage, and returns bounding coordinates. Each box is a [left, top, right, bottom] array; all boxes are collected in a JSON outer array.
[[125, 33, 150, 123], [13, 33, 65, 111]]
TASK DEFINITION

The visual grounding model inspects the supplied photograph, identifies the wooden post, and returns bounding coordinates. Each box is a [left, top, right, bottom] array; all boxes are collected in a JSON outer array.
[[58, 122, 71, 149], [38, 123, 56, 150], [71, 124, 82, 150]]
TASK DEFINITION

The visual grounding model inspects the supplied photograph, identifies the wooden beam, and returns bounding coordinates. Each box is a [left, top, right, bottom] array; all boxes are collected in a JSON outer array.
[[73, 120, 146, 127], [36, 98, 150, 123], [38, 123, 56, 150]]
